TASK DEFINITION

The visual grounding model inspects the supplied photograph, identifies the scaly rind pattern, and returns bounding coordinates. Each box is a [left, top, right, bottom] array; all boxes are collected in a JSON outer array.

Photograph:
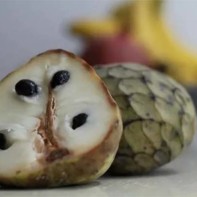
[[96, 63, 196, 174]]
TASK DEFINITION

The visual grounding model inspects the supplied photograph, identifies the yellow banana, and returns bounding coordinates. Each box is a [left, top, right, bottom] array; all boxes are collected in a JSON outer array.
[[133, 0, 197, 85], [70, 0, 197, 85], [71, 19, 119, 38]]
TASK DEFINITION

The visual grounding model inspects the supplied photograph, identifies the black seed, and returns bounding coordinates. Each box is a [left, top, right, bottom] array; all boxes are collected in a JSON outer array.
[[15, 79, 39, 97], [0, 133, 7, 150], [51, 70, 70, 89], [72, 113, 88, 130]]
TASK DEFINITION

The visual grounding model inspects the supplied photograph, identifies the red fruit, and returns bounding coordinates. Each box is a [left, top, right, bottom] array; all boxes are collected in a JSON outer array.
[[82, 32, 154, 66]]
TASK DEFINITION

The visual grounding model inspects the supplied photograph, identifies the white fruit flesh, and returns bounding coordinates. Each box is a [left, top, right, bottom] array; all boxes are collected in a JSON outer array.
[[0, 51, 119, 178]]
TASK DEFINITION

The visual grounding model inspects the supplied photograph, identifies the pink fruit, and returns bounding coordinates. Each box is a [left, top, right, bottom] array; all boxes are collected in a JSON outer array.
[[82, 32, 154, 67]]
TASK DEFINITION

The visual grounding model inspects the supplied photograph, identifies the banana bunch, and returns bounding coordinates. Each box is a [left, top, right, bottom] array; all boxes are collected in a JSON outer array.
[[70, 0, 197, 85]]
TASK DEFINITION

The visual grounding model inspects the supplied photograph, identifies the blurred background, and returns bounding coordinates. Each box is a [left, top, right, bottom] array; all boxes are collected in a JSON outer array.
[[1, 0, 197, 80]]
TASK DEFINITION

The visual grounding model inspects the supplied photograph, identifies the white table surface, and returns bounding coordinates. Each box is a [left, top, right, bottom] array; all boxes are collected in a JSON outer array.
[[1, 135, 197, 197]]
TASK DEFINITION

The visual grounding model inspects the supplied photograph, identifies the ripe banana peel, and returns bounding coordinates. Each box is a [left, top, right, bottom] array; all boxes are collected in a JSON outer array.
[[70, 0, 197, 85]]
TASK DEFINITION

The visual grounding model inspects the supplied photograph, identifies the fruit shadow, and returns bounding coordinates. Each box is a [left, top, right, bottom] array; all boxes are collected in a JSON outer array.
[[103, 167, 178, 179], [0, 168, 178, 190], [0, 181, 100, 191]]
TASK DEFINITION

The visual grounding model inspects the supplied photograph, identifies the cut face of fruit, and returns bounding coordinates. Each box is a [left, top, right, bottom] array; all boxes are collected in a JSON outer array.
[[0, 50, 122, 187]]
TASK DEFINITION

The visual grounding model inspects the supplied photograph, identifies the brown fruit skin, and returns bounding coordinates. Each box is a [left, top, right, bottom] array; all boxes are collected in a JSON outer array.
[[0, 49, 122, 188]]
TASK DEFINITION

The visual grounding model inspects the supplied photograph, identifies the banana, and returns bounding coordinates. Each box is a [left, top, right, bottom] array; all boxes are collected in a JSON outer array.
[[71, 19, 119, 38], [133, 0, 197, 85], [70, 0, 197, 85]]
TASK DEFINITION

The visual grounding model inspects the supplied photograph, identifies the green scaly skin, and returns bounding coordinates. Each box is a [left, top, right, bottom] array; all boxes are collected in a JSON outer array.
[[96, 63, 196, 174]]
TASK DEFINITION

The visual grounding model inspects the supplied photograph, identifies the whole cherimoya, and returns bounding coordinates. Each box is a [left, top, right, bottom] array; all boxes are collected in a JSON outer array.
[[96, 63, 196, 174], [0, 49, 122, 188]]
